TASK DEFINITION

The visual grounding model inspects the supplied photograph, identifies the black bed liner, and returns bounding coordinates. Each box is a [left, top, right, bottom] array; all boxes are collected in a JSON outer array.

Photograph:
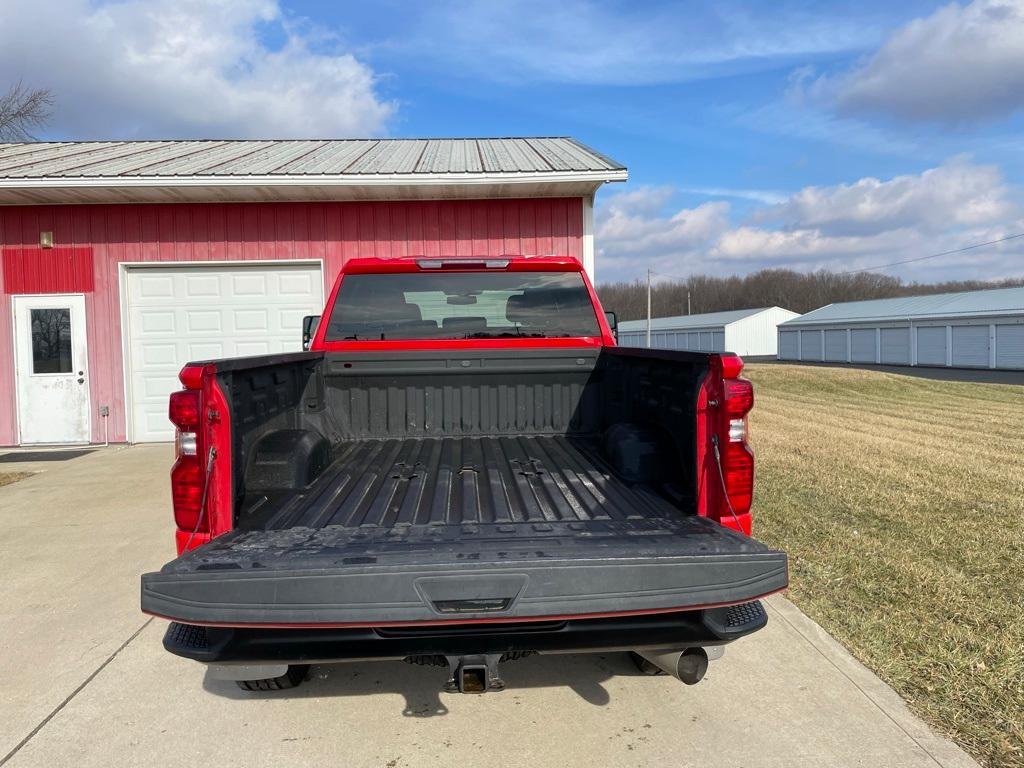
[[142, 435, 787, 627], [246, 434, 691, 530]]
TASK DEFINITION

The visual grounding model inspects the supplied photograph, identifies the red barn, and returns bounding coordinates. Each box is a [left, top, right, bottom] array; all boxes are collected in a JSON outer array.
[[0, 138, 626, 446]]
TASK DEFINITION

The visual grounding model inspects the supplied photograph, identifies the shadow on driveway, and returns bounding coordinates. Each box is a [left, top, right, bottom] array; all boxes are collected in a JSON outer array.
[[202, 652, 650, 716]]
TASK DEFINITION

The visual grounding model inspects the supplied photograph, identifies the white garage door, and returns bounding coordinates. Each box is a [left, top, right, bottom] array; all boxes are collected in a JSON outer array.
[[778, 330, 798, 359], [880, 327, 910, 365], [916, 326, 947, 367], [126, 264, 324, 442], [800, 330, 823, 361], [824, 330, 847, 362], [951, 325, 990, 368], [996, 325, 1024, 369], [850, 329, 876, 363]]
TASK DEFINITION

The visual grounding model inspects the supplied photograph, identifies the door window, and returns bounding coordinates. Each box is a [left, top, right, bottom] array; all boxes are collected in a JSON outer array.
[[30, 308, 73, 373]]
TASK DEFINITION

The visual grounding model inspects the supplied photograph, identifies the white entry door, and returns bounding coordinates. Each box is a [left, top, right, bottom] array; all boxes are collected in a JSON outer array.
[[125, 264, 324, 442], [13, 294, 91, 444]]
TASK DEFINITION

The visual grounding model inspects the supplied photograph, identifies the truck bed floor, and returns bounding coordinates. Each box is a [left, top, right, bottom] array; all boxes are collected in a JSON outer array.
[[244, 435, 684, 531]]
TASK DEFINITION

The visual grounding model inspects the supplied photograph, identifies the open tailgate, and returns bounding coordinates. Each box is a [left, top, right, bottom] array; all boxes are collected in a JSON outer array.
[[142, 516, 787, 627]]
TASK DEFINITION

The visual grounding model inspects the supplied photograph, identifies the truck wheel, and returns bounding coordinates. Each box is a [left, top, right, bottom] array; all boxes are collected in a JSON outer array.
[[235, 664, 310, 692], [629, 652, 665, 676]]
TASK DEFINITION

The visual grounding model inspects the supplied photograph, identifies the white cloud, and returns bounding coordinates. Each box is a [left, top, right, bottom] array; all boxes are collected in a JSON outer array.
[[595, 161, 1024, 282], [0, 0, 395, 139], [596, 186, 731, 279], [756, 157, 1013, 236], [832, 0, 1024, 123], [710, 226, 914, 265], [678, 187, 788, 205]]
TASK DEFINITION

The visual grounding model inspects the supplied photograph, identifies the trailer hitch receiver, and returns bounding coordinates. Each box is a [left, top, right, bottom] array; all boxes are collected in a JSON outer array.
[[443, 654, 505, 693]]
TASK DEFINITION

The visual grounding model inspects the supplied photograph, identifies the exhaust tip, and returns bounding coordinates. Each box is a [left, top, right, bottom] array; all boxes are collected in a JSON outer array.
[[675, 648, 709, 685], [635, 647, 711, 685]]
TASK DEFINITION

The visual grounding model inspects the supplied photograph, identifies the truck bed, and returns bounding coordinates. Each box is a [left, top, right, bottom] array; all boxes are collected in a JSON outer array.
[[142, 432, 787, 628]]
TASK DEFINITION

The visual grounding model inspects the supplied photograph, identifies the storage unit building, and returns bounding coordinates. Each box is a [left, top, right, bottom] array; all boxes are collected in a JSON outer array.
[[777, 286, 1024, 371], [0, 138, 627, 445], [617, 306, 800, 356]]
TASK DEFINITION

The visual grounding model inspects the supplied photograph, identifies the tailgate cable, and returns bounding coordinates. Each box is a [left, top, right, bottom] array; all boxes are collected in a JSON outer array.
[[710, 434, 745, 534], [183, 446, 217, 551]]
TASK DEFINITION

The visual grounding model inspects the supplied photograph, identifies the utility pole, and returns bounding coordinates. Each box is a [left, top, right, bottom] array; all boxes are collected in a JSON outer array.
[[646, 268, 652, 348], [687, 289, 691, 316]]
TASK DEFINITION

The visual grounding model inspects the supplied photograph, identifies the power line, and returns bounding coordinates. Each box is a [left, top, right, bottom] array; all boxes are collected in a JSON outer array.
[[836, 232, 1024, 275]]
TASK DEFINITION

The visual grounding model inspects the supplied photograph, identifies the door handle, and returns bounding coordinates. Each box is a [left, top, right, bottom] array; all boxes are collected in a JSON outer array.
[[77, 371, 85, 384], [77, 378, 85, 384]]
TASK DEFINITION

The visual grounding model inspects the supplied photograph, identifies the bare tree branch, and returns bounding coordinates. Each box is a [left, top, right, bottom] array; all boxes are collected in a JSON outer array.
[[0, 82, 54, 141]]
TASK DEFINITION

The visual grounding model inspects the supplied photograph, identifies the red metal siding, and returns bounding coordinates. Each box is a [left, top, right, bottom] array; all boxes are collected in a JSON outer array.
[[0, 198, 583, 445], [2, 247, 95, 293]]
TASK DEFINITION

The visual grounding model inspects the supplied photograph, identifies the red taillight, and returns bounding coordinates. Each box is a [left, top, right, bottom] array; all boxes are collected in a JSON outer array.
[[168, 362, 229, 555], [723, 378, 754, 418], [719, 353, 744, 379], [170, 376, 205, 535], [713, 355, 755, 535], [178, 364, 205, 390], [721, 442, 754, 516], [168, 390, 200, 430], [171, 456, 204, 531]]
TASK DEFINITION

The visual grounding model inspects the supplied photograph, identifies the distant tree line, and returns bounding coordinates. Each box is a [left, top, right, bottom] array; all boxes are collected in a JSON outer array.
[[597, 268, 1024, 321]]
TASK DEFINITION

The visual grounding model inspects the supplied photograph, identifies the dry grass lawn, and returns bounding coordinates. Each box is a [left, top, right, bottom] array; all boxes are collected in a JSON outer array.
[[0, 471, 30, 488], [745, 363, 1024, 768]]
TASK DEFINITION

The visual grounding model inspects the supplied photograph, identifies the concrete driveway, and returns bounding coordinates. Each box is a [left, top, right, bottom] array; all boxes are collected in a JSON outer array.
[[0, 446, 979, 768]]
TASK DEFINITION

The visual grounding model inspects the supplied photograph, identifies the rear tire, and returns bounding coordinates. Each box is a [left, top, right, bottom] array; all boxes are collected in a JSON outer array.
[[629, 652, 665, 676], [235, 664, 310, 692]]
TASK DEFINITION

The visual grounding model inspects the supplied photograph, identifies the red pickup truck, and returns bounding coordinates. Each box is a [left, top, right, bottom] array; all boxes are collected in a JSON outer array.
[[141, 255, 787, 693]]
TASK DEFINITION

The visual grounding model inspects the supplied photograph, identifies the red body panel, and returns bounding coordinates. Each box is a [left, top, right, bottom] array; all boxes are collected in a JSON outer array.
[[0, 198, 583, 445]]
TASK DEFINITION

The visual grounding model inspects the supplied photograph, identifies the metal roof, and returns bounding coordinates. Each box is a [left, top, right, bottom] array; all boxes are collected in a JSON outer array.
[[618, 307, 780, 332], [782, 285, 1024, 326], [0, 138, 624, 179]]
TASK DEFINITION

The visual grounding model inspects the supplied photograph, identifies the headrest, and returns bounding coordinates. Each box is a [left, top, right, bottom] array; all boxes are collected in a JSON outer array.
[[392, 301, 422, 322], [442, 316, 488, 332], [506, 292, 550, 325]]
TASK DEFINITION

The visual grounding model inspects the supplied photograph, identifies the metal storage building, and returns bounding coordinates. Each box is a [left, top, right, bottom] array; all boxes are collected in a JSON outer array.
[[618, 306, 800, 356], [777, 286, 1024, 370], [0, 138, 627, 446]]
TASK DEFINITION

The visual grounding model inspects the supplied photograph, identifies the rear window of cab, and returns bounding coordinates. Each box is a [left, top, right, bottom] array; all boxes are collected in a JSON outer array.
[[325, 271, 601, 341]]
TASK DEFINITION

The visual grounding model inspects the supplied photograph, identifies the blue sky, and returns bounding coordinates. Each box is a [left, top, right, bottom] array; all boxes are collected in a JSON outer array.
[[4, 0, 1024, 283]]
